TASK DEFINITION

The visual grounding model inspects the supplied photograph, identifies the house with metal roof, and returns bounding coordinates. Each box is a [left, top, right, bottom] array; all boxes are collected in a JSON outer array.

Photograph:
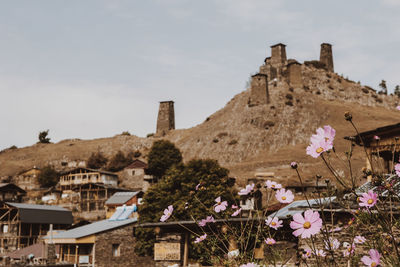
[[105, 191, 143, 219], [0, 202, 72, 252], [43, 206, 151, 267], [59, 168, 119, 192]]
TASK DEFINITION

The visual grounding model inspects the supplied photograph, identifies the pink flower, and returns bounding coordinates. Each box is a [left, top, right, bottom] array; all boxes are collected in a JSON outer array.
[[160, 205, 173, 222], [194, 233, 207, 243], [290, 161, 298, 169], [395, 163, 400, 176], [265, 238, 276, 245], [361, 249, 381, 267], [195, 183, 201, 190], [342, 242, 355, 257], [306, 125, 336, 158], [324, 238, 340, 250], [397, 105, 400, 111], [314, 249, 326, 257], [354, 235, 366, 244], [214, 197, 228, 213], [238, 183, 255, 196], [232, 204, 238, 209], [290, 210, 322, 238], [265, 180, 282, 189], [198, 215, 215, 227], [302, 249, 312, 259], [359, 190, 377, 208], [275, 188, 294, 203], [231, 208, 242, 217], [240, 263, 257, 267], [265, 216, 283, 230], [374, 135, 380, 140]]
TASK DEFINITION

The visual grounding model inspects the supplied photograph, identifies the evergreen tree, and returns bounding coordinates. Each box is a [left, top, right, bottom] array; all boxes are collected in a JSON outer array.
[[135, 159, 237, 259], [146, 140, 182, 179], [379, 79, 387, 94], [394, 85, 400, 97], [38, 165, 59, 187], [38, 130, 51, 144]]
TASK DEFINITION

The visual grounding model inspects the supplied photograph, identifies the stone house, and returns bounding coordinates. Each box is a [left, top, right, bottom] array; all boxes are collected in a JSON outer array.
[[13, 166, 41, 191], [120, 159, 154, 191], [0, 183, 26, 203], [44, 209, 152, 267]]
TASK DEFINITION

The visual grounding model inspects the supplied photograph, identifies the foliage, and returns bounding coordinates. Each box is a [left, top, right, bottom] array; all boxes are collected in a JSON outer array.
[[38, 130, 51, 144], [135, 159, 237, 259], [146, 140, 182, 179], [379, 79, 387, 94], [394, 85, 400, 97], [38, 165, 59, 188], [87, 152, 108, 169], [121, 131, 131, 136], [106, 151, 133, 172]]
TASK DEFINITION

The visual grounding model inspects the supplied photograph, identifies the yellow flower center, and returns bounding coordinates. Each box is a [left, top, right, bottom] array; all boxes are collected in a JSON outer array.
[[271, 184, 275, 188], [367, 199, 374, 204], [282, 196, 287, 200], [303, 222, 311, 229], [348, 220, 353, 225], [271, 222, 276, 226], [316, 147, 324, 153], [325, 137, 329, 142], [371, 262, 377, 267]]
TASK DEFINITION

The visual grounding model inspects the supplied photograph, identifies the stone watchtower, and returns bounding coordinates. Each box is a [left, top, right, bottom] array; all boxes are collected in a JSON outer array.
[[249, 73, 269, 106], [270, 43, 287, 66], [156, 101, 175, 136], [320, 43, 334, 72]]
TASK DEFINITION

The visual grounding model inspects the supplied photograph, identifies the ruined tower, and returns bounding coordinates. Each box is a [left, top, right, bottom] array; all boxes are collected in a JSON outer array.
[[249, 73, 269, 106], [270, 43, 287, 67], [320, 43, 334, 72], [287, 60, 303, 88], [156, 101, 175, 136]]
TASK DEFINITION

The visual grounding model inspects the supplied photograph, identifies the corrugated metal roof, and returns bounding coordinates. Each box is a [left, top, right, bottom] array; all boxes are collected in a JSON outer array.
[[45, 218, 137, 239], [105, 192, 139, 205], [272, 197, 336, 220], [6, 202, 73, 225]]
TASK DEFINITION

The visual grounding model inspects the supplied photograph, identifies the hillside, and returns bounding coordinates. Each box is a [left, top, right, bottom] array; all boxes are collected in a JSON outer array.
[[1, 64, 400, 187]]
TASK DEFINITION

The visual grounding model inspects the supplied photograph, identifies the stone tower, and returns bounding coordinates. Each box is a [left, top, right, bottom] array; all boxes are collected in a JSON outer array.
[[270, 43, 287, 67], [156, 101, 175, 136], [320, 43, 334, 72], [249, 73, 269, 106]]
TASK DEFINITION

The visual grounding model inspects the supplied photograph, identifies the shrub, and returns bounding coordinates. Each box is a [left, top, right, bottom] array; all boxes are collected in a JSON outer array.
[[228, 139, 238, 145], [106, 151, 133, 172], [38, 130, 51, 144], [146, 133, 154, 138], [87, 152, 108, 169], [146, 140, 182, 179], [121, 131, 131, 136], [38, 165, 58, 188]]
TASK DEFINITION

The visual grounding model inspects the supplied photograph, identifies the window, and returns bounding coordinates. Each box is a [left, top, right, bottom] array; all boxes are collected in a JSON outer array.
[[112, 244, 120, 257], [3, 225, 8, 233], [131, 170, 135, 176]]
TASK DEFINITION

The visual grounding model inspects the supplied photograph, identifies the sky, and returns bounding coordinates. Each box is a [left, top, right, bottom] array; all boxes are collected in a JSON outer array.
[[1, 0, 400, 150]]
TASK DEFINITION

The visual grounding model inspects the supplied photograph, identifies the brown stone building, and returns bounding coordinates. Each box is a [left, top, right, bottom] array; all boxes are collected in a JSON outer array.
[[120, 159, 154, 191], [0, 184, 26, 203], [156, 101, 175, 136], [13, 166, 41, 191]]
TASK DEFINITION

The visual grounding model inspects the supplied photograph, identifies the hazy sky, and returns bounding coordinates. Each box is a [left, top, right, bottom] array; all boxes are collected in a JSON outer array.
[[1, 0, 400, 150]]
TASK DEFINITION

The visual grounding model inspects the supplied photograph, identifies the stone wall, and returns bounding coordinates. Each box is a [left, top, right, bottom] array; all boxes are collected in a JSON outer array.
[[156, 101, 175, 136], [249, 73, 269, 106], [94, 224, 154, 267], [287, 62, 303, 89]]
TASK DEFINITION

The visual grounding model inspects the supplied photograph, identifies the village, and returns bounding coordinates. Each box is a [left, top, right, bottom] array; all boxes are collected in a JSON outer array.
[[0, 40, 400, 267]]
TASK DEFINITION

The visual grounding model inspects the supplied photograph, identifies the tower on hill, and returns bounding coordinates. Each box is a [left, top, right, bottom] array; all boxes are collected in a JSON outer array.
[[249, 73, 269, 106], [270, 43, 287, 66], [156, 101, 175, 136], [320, 43, 334, 72]]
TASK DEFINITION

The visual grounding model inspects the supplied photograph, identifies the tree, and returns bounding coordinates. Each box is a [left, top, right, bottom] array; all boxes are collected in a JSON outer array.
[[87, 152, 108, 169], [394, 85, 400, 97], [146, 140, 183, 179], [379, 79, 387, 95], [38, 165, 59, 187], [135, 159, 237, 259], [106, 151, 133, 172], [38, 130, 51, 144]]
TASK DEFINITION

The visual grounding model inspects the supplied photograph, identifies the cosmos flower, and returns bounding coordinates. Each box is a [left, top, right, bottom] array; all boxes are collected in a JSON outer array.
[[290, 210, 322, 238], [194, 234, 207, 243], [275, 188, 294, 203], [397, 106, 400, 111], [359, 190, 378, 208], [290, 162, 298, 169], [354, 235, 366, 244], [214, 197, 228, 213], [302, 249, 312, 259], [265, 216, 283, 230], [238, 183, 255, 196], [160, 205, 173, 222], [314, 249, 326, 257], [265, 238, 276, 245], [373, 135, 380, 140], [231, 208, 242, 217], [361, 249, 381, 267], [342, 242, 355, 257], [395, 163, 400, 176], [198, 215, 215, 227], [306, 125, 336, 158], [227, 249, 239, 259], [265, 180, 282, 189], [324, 238, 340, 250]]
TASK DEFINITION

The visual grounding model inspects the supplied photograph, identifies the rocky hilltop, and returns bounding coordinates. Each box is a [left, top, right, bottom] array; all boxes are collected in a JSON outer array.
[[1, 44, 400, 186]]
